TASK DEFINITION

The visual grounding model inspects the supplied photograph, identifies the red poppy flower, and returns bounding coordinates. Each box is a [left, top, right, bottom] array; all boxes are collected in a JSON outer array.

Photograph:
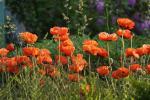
[[6, 43, 15, 51], [97, 48, 108, 58], [15, 56, 33, 68], [117, 18, 135, 30], [38, 69, 46, 76], [46, 66, 60, 78], [37, 55, 52, 65], [129, 64, 142, 72], [112, 67, 129, 79], [22, 47, 39, 56], [117, 29, 133, 39], [146, 64, 150, 74], [55, 55, 68, 65], [69, 65, 85, 73], [71, 54, 87, 66], [59, 39, 75, 56], [80, 84, 91, 95], [96, 66, 109, 76], [19, 32, 38, 44], [68, 73, 83, 82]]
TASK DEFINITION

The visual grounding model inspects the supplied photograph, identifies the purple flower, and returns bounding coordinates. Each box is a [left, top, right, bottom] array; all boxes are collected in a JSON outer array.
[[141, 20, 150, 29], [111, 16, 117, 24], [128, 0, 136, 6], [96, 0, 104, 14], [135, 21, 150, 33], [96, 18, 105, 26], [133, 12, 141, 21]]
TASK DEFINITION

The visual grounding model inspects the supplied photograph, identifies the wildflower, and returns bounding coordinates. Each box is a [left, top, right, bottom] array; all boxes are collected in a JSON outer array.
[[55, 55, 68, 65], [22, 47, 39, 56], [6, 43, 15, 51], [112, 67, 129, 79], [117, 29, 133, 39], [129, 64, 142, 72], [19, 32, 38, 44], [0, 48, 9, 57], [68, 73, 83, 82], [117, 18, 135, 30], [96, 66, 109, 76]]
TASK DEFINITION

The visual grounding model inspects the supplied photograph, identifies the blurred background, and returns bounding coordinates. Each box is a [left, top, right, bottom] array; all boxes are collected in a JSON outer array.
[[0, 0, 150, 40]]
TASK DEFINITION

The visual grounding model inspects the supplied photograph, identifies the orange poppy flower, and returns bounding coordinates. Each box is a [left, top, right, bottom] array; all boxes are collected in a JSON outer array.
[[125, 48, 139, 58], [19, 32, 38, 44], [5, 58, 19, 74], [38, 49, 51, 56], [83, 40, 98, 46], [22, 47, 39, 56], [117, 18, 135, 30], [0, 48, 9, 57], [60, 39, 74, 46], [82, 45, 99, 56], [116, 29, 133, 39], [37, 55, 52, 65], [54, 33, 69, 41], [6, 43, 15, 51], [50, 27, 68, 36], [96, 66, 109, 76], [55, 55, 68, 65], [46, 66, 60, 78], [109, 33, 118, 41], [68, 73, 83, 82], [129, 64, 142, 72], [71, 54, 87, 66], [146, 64, 150, 74], [80, 84, 91, 95], [143, 44, 150, 54], [15, 56, 33, 68], [69, 65, 84, 73], [98, 32, 118, 41], [38, 69, 46, 76], [112, 67, 129, 79], [97, 47, 108, 58], [60, 45, 75, 56], [135, 47, 148, 56]]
